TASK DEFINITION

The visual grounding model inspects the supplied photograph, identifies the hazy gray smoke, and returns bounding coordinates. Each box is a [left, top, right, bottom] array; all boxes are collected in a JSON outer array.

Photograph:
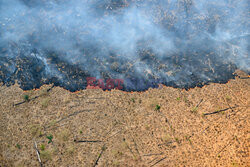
[[0, 0, 249, 91]]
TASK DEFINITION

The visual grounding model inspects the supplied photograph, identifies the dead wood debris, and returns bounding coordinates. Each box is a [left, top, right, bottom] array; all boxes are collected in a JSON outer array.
[[14, 84, 54, 106], [34, 140, 43, 167], [45, 109, 92, 130], [204, 106, 238, 116], [93, 144, 106, 167], [74, 139, 102, 143], [149, 156, 167, 167]]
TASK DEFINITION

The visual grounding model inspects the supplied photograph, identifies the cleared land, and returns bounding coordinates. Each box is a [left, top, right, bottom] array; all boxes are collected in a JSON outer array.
[[0, 71, 249, 167]]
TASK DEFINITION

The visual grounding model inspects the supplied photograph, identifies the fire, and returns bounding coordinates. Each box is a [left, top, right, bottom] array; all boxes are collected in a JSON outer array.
[[0, 0, 248, 93]]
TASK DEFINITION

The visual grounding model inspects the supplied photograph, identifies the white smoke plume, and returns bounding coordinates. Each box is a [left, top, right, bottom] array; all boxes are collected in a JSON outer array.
[[0, 0, 249, 91]]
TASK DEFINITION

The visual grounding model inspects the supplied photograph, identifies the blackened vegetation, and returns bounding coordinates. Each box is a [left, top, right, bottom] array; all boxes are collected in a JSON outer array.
[[0, 46, 237, 91], [0, 0, 246, 92]]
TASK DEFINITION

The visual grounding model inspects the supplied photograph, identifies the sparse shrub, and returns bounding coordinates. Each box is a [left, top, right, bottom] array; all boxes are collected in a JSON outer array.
[[46, 134, 53, 144], [185, 135, 192, 144], [23, 95, 29, 101], [40, 144, 45, 151], [170, 125, 175, 133], [131, 98, 135, 103], [155, 104, 161, 111], [175, 137, 180, 144], [191, 107, 198, 113], [146, 98, 158, 110], [16, 144, 21, 149], [39, 131, 43, 137], [231, 161, 240, 167], [145, 124, 150, 130], [176, 97, 181, 101], [225, 96, 231, 101]]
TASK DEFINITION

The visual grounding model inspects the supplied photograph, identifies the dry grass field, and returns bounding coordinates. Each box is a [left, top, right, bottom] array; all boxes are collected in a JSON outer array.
[[0, 70, 249, 167]]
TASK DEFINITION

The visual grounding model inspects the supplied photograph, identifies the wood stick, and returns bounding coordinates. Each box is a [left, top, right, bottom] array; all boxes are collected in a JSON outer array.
[[150, 156, 167, 167], [93, 144, 106, 167], [203, 107, 237, 116], [148, 157, 158, 164], [74, 139, 102, 143], [238, 76, 249, 79], [55, 109, 92, 124], [123, 139, 136, 158], [204, 105, 249, 116], [14, 84, 54, 106], [196, 99, 204, 108], [217, 137, 235, 156], [132, 138, 141, 160], [45, 109, 92, 130], [34, 140, 43, 167]]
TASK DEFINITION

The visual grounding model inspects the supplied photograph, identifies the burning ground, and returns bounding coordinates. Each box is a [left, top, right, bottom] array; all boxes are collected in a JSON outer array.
[[0, 0, 249, 166], [0, 71, 249, 166], [0, 0, 249, 91]]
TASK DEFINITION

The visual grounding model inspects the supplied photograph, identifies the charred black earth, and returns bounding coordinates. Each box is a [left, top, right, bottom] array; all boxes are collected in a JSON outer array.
[[0, 46, 239, 91], [0, 0, 248, 91]]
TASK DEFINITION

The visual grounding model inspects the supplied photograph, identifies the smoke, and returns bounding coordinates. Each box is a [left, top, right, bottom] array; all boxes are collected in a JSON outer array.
[[0, 0, 249, 91]]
